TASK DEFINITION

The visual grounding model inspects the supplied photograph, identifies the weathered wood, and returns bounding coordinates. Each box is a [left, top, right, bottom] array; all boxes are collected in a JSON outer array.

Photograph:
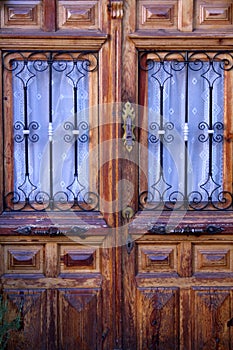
[[42, 0, 56, 32], [178, 0, 194, 32], [1, 0, 233, 348]]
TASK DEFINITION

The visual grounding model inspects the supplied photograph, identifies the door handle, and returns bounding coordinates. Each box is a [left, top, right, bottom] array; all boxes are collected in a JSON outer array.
[[122, 101, 135, 152]]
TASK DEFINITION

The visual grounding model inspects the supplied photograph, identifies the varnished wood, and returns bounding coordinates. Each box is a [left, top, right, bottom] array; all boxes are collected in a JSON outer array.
[[178, 0, 194, 32], [0, 50, 3, 214], [1, 0, 233, 348], [42, 0, 56, 32]]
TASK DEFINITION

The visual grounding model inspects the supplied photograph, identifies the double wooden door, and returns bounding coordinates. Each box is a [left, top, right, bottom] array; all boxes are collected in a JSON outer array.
[[1, 0, 233, 349]]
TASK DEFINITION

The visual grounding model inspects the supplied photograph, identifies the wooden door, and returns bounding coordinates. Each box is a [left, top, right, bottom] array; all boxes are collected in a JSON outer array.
[[1, 1, 233, 349], [121, 0, 233, 349]]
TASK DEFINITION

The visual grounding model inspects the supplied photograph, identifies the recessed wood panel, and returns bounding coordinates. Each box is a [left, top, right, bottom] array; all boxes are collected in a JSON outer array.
[[194, 1, 233, 30], [191, 287, 232, 350], [58, 1, 99, 30], [60, 245, 99, 273], [4, 289, 47, 349], [137, 287, 179, 349], [0, 1, 41, 28], [138, 244, 178, 274], [4, 245, 44, 274], [58, 289, 102, 349], [138, 0, 178, 29], [193, 244, 232, 273]]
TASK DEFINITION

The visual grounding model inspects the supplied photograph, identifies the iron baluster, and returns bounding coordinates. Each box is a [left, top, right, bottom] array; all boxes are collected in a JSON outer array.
[[184, 52, 189, 205], [48, 55, 54, 209]]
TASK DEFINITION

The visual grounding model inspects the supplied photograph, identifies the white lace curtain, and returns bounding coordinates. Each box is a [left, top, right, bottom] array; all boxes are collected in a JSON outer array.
[[147, 61, 224, 202], [13, 60, 89, 200]]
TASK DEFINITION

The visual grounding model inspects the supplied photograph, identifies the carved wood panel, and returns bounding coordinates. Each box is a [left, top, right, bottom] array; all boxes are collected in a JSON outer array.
[[3, 289, 47, 350], [138, 0, 178, 30], [0, 1, 42, 29], [137, 287, 179, 349], [58, 0, 100, 30], [193, 244, 233, 274], [194, 0, 233, 31], [58, 288, 102, 349], [191, 287, 233, 350], [3, 244, 44, 275], [138, 244, 178, 275], [59, 244, 99, 274]]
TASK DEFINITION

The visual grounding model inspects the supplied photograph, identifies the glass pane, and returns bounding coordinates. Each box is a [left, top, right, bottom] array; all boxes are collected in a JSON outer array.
[[139, 52, 230, 210], [6, 52, 97, 211]]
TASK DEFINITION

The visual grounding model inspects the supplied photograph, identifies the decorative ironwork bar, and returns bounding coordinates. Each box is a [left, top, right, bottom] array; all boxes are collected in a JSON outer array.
[[159, 84, 164, 172], [48, 55, 54, 209], [209, 85, 213, 182], [184, 52, 189, 203], [23, 86, 29, 179], [74, 85, 78, 179]]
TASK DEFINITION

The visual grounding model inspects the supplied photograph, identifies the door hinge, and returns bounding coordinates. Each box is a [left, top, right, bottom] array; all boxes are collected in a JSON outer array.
[[148, 224, 224, 236], [14, 225, 88, 238]]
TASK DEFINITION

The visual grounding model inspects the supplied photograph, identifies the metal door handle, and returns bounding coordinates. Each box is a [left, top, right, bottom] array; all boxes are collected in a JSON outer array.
[[122, 101, 135, 152]]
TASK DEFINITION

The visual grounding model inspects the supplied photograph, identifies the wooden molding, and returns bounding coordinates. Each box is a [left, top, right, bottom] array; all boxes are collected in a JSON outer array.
[[129, 32, 233, 49], [0, 33, 108, 50], [110, 0, 124, 19]]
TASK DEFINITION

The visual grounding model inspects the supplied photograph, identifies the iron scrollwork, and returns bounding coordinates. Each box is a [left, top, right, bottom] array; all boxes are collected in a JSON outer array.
[[138, 49, 233, 211], [3, 50, 99, 212]]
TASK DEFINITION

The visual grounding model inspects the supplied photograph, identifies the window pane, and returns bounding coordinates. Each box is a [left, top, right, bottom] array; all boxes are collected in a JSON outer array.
[[139, 51, 232, 210], [4, 52, 98, 211]]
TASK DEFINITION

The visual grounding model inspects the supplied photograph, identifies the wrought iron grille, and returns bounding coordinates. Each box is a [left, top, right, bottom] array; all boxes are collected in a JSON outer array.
[[139, 50, 233, 211], [2, 50, 99, 211]]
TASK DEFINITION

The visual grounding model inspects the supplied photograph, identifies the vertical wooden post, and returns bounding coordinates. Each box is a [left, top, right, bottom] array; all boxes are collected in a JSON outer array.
[[99, 1, 124, 349], [43, 0, 57, 32], [0, 50, 3, 214], [178, 0, 194, 32], [121, 1, 138, 348]]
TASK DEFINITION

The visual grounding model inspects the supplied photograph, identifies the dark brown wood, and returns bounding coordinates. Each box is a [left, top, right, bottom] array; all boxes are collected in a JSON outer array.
[[42, 0, 56, 32], [0, 50, 3, 214], [1, 0, 233, 349]]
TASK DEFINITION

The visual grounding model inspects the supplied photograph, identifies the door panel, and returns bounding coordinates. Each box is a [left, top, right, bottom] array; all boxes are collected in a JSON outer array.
[[191, 287, 232, 350], [58, 289, 102, 349], [3, 289, 47, 350], [137, 287, 180, 350], [0, 228, 111, 349]]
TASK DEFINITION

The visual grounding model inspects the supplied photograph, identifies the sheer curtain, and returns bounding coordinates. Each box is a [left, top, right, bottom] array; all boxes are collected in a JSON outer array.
[[147, 60, 224, 203], [13, 60, 89, 203]]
